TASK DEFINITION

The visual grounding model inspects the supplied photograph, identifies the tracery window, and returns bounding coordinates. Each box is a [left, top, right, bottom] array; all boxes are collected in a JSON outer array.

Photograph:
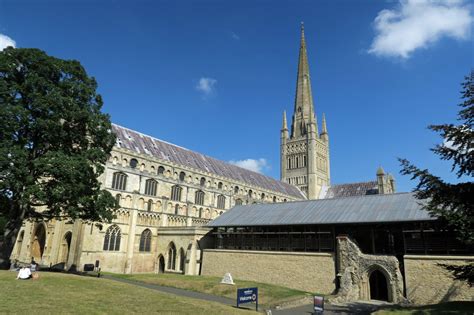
[[112, 172, 127, 191], [195, 190, 205, 206], [168, 243, 176, 270], [217, 195, 226, 209], [139, 229, 152, 252], [103, 225, 121, 251], [145, 179, 158, 196], [171, 185, 182, 201]]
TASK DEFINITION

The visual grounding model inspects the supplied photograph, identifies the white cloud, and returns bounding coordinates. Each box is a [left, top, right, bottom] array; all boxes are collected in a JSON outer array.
[[368, 0, 472, 59], [229, 158, 269, 174], [0, 34, 16, 50], [195, 77, 217, 96]]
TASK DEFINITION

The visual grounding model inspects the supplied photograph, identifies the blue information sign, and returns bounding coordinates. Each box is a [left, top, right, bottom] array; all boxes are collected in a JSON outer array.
[[236, 287, 258, 311]]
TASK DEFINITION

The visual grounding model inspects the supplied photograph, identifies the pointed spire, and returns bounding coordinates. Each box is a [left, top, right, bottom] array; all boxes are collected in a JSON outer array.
[[321, 113, 327, 134], [291, 22, 316, 138], [282, 110, 288, 130]]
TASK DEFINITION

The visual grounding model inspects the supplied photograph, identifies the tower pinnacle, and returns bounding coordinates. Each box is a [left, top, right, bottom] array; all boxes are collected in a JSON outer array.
[[282, 110, 288, 130]]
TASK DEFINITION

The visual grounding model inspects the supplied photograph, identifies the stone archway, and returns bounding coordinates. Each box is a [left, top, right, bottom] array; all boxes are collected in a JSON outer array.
[[31, 223, 46, 262], [334, 236, 406, 304], [60, 232, 72, 264], [369, 269, 389, 301], [158, 255, 165, 273]]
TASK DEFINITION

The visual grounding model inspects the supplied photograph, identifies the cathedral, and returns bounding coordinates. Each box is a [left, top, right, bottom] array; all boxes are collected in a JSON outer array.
[[13, 25, 460, 303]]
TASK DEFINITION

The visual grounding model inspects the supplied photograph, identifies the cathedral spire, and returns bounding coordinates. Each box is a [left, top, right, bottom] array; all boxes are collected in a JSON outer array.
[[291, 22, 316, 138]]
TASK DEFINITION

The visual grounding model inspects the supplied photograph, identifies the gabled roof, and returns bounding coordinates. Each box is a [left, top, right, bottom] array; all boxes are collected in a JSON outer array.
[[320, 181, 379, 199], [208, 192, 434, 227], [112, 124, 306, 199]]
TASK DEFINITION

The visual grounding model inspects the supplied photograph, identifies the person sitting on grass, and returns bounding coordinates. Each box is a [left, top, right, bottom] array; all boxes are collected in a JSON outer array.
[[16, 266, 32, 280]]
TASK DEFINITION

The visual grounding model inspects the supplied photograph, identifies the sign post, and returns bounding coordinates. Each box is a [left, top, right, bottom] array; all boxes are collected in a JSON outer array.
[[313, 295, 324, 314], [236, 287, 258, 311]]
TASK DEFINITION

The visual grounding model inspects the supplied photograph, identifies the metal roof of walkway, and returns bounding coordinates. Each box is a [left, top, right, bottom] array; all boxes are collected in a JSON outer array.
[[208, 192, 435, 227]]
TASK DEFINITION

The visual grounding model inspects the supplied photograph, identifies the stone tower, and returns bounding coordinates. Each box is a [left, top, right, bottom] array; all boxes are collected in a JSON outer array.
[[281, 24, 330, 199]]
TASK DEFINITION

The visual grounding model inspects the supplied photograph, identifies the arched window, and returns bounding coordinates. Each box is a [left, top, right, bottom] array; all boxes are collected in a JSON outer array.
[[115, 194, 121, 206], [283, 199, 287, 202], [235, 198, 243, 206], [157, 166, 165, 175], [200, 177, 206, 187], [112, 172, 127, 190], [179, 248, 185, 272], [171, 185, 182, 201], [218, 182, 223, 189], [199, 208, 203, 218], [217, 195, 226, 209], [195, 190, 205, 206], [145, 179, 158, 196], [219, 211, 223, 215], [273, 196, 277, 203], [167, 243, 176, 270], [130, 158, 138, 169], [234, 186, 239, 194], [261, 193, 265, 200], [175, 204, 179, 215], [103, 225, 121, 251], [179, 172, 186, 182], [147, 199, 153, 212], [248, 190, 253, 198], [139, 229, 152, 252]]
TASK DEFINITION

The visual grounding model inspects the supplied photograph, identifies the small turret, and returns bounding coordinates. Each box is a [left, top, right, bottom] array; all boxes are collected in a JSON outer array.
[[320, 113, 328, 142], [377, 166, 386, 194]]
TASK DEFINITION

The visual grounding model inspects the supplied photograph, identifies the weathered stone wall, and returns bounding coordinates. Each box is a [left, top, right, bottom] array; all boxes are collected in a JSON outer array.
[[404, 255, 474, 304], [201, 249, 336, 293], [333, 236, 405, 304]]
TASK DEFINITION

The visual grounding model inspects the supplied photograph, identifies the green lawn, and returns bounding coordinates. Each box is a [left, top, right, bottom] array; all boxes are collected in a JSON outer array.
[[107, 273, 312, 308], [374, 301, 474, 315], [0, 271, 251, 314]]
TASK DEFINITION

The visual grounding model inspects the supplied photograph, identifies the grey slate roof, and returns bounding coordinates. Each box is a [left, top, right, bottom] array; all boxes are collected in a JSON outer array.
[[208, 192, 435, 227], [112, 124, 305, 199], [321, 181, 379, 199]]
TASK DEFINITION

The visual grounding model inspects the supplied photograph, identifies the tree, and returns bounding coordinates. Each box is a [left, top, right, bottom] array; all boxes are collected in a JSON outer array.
[[0, 48, 118, 268], [400, 70, 473, 285]]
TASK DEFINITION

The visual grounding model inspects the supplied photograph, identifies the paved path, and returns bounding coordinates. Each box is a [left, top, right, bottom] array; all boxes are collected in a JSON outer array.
[[103, 275, 241, 307], [103, 275, 387, 314], [271, 301, 385, 315]]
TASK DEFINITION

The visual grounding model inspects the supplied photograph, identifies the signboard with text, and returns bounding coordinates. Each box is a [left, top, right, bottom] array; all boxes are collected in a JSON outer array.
[[314, 295, 324, 312], [236, 287, 258, 311]]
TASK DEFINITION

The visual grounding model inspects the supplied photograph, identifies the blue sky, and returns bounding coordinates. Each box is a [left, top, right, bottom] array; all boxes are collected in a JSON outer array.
[[1, 0, 472, 192]]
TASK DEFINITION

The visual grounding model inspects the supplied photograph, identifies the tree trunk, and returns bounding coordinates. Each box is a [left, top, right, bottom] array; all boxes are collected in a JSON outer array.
[[0, 219, 22, 269]]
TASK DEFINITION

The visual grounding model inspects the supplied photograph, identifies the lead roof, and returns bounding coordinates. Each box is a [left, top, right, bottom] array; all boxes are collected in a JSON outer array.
[[112, 124, 306, 199]]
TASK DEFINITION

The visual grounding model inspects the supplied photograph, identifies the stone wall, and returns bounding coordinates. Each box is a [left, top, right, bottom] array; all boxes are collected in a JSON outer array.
[[201, 249, 336, 293], [404, 255, 474, 304]]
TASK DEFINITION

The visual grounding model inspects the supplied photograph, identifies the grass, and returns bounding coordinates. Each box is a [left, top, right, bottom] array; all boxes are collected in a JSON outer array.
[[374, 301, 474, 315], [0, 271, 251, 314], [106, 272, 312, 308]]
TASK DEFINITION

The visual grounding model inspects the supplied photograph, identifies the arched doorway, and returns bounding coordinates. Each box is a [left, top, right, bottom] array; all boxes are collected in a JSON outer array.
[[369, 269, 389, 301], [167, 242, 176, 270], [179, 248, 185, 274], [60, 232, 72, 263], [158, 255, 165, 273], [31, 224, 46, 262]]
